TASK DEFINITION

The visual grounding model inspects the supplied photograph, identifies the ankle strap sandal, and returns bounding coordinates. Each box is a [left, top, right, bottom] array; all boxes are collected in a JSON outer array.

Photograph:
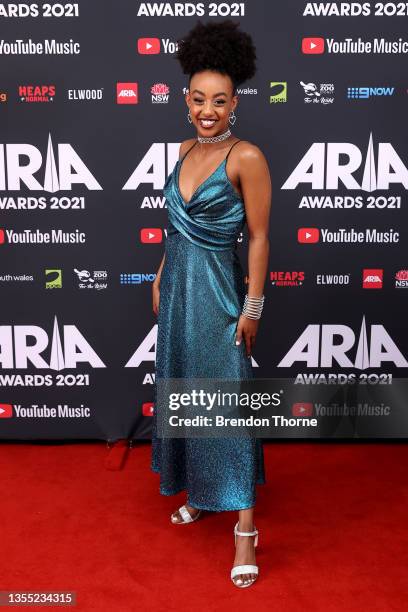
[[231, 522, 259, 588]]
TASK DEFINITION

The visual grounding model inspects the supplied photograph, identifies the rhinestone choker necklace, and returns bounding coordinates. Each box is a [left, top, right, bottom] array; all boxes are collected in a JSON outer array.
[[197, 128, 231, 144]]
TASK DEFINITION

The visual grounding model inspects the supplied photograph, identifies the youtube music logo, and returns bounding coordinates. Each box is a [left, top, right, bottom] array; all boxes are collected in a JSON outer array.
[[298, 228, 320, 244], [292, 403, 313, 417], [302, 37, 325, 54], [0, 404, 13, 418], [140, 228, 162, 243], [142, 402, 154, 417], [138, 38, 160, 54]]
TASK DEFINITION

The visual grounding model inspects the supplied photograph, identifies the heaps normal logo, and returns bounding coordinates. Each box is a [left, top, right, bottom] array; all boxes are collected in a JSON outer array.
[[0, 316, 106, 370], [282, 133, 408, 192], [0, 133, 102, 192], [278, 316, 408, 370]]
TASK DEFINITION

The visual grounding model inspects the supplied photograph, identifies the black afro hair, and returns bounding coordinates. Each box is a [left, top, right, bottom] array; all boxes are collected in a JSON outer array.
[[175, 19, 257, 91]]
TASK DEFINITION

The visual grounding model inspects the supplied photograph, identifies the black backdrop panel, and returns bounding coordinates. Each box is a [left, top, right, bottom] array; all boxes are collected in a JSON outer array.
[[1, 1, 407, 439]]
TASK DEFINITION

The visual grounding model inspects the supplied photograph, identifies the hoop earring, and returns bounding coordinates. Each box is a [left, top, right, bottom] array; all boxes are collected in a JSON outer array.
[[187, 110, 192, 124], [229, 110, 237, 125]]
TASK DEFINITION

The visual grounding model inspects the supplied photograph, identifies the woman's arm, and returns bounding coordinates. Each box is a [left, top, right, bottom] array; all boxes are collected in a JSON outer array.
[[152, 253, 165, 316], [153, 253, 166, 287], [152, 139, 196, 315], [235, 144, 272, 356]]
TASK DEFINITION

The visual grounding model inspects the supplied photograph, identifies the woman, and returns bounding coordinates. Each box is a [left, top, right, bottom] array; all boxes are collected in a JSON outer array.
[[151, 20, 271, 588]]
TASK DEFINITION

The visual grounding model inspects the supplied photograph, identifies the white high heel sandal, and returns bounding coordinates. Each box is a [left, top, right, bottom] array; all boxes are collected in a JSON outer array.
[[170, 505, 202, 524], [230, 522, 259, 588]]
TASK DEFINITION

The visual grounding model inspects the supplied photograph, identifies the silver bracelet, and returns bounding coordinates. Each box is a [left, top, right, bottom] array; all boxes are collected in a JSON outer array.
[[241, 294, 265, 320]]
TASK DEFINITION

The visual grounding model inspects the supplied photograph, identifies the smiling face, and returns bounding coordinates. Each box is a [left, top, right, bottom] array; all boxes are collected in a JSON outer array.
[[186, 69, 238, 137]]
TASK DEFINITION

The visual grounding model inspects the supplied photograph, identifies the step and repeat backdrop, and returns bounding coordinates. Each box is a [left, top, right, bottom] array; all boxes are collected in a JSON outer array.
[[1, 1, 407, 440]]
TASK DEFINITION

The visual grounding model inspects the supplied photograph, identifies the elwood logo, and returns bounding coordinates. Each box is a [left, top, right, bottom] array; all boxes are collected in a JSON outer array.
[[282, 133, 408, 192], [278, 316, 408, 369], [0, 316, 106, 370], [0, 133, 102, 192]]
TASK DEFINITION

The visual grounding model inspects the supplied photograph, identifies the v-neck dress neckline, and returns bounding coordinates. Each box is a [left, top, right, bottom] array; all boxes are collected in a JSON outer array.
[[176, 139, 243, 206], [176, 156, 228, 206]]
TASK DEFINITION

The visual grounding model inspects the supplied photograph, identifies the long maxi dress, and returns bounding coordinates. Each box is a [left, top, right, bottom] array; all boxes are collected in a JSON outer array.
[[151, 139, 266, 511]]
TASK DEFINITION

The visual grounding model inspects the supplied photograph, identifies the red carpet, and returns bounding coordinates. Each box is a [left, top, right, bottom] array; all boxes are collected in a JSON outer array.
[[1, 441, 407, 611]]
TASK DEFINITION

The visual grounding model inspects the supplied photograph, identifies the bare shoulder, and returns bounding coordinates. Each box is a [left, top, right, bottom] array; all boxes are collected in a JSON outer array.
[[178, 138, 196, 160], [234, 140, 267, 164]]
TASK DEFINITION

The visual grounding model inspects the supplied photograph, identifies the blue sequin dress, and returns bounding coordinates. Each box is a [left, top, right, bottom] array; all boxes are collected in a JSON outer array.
[[151, 140, 266, 511]]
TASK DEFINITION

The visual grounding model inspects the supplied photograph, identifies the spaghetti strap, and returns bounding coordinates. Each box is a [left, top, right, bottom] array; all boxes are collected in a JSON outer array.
[[180, 140, 198, 162], [225, 139, 242, 161]]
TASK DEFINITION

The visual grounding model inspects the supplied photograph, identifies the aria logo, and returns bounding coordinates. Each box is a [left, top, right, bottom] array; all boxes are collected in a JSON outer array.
[[122, 143, 180, 191], [117, 83, 138, 104], [282, 133, 408, 191], [278, 316, 408, 369], [0, 133, 102, 192], [0, 316, 106, 370], [125, 325, 259, 369], [362, 269, 383, 289]]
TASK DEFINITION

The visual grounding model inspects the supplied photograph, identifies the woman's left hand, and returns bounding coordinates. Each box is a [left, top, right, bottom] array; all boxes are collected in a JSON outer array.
[[235, 315, 259, 358]]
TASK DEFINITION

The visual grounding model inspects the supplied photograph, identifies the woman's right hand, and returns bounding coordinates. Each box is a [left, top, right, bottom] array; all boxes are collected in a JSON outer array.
[[152, 280, 160, 316]]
